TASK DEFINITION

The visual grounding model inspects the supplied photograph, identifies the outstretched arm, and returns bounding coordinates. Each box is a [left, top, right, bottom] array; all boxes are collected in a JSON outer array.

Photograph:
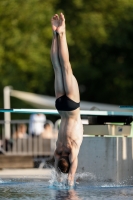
[[68, 149, 79, 186], [68, 158, 78, 186], [54, 151, 61, 180]]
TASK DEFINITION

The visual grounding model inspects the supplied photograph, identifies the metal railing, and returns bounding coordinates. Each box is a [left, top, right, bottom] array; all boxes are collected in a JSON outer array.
[[0, 120, 57, 156]]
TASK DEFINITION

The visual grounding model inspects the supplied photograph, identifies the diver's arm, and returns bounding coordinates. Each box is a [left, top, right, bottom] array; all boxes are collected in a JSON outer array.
[[68, 149, 78, 186], [68, 157, 78, 186], [54, 151, 62, 182], [54, 151, 60, 172]]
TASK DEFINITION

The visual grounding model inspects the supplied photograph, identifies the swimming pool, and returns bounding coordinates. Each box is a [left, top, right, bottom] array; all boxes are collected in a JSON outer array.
[[1, 170, 133, 200]]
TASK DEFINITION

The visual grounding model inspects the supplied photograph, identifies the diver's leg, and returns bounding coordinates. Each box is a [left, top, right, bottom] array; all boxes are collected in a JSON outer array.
[[57, 13, 80, 102], [51, 15, 65, 98]]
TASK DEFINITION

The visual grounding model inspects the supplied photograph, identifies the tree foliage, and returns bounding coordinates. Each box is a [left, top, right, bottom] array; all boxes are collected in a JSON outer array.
[[1, 0, 133, 109]]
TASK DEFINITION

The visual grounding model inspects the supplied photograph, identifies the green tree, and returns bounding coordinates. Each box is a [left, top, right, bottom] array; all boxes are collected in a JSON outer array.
[[56, 0, 133, 104], [0, 0, 55, 98]]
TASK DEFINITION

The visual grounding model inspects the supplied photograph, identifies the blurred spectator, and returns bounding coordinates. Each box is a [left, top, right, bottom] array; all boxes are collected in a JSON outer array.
[[29, 113, 46, 136], [0, 139, 4, 154], [41, 122, 55, 139], [54, 119, 61, 131], [13, 123, 28, 139]]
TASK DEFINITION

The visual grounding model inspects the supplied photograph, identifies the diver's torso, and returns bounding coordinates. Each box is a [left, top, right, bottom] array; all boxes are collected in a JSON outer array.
[[56, 114, 83, 154]]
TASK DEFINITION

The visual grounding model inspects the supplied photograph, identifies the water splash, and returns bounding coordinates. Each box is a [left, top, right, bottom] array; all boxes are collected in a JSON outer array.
[[0, 178, 11, 184], [48, 168, 76, 189], [0, 179, 4, 184], [75, 171, 96, 181], [48, 169, 97, 189], [48, 168, 133, 190]]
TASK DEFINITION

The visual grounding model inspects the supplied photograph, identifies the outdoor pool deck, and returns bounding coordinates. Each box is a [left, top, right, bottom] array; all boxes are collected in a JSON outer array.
[[0, 168, 52, 179]]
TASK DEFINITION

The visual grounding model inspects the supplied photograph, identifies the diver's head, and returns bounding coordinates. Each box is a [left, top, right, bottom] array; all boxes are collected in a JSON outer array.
[[58, 156, 70, 173]]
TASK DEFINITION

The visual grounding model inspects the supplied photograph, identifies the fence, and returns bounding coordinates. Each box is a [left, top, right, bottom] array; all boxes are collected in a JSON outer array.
[[0, 120, 57, 156]]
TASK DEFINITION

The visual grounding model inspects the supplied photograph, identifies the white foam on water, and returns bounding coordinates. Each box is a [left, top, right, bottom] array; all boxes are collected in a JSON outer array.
[[98, 176, 133, 188], [100, 184, 132, 189]]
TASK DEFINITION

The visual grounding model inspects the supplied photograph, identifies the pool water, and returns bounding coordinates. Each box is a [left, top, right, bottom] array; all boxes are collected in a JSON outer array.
[[0, 170, 133, 200]]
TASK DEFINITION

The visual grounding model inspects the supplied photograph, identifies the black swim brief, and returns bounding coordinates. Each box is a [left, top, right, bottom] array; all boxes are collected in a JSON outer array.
[[55, 94, 80, 111]]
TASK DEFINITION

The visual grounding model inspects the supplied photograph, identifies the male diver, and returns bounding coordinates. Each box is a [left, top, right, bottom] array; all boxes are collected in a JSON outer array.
[[51, 13, 83, 186]]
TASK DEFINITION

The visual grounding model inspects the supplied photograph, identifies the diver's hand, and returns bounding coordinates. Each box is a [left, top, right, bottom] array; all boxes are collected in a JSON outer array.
[[67, 179, 74, 187]]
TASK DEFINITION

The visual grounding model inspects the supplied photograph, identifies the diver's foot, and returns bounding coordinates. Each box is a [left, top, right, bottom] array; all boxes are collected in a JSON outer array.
[[57, 13, 66, 34], [51, 14, 59, 32]]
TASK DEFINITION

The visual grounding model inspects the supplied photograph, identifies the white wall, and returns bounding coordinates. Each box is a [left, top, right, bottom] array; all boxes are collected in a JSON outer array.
[[78, 137, 133, 183]]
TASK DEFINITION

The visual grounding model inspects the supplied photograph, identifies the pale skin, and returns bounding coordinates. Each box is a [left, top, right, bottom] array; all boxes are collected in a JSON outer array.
[[51, 13, 83, 186]]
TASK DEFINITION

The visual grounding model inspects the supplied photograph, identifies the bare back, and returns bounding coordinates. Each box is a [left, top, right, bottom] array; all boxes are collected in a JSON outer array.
[[55, 109, 83, 157]]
